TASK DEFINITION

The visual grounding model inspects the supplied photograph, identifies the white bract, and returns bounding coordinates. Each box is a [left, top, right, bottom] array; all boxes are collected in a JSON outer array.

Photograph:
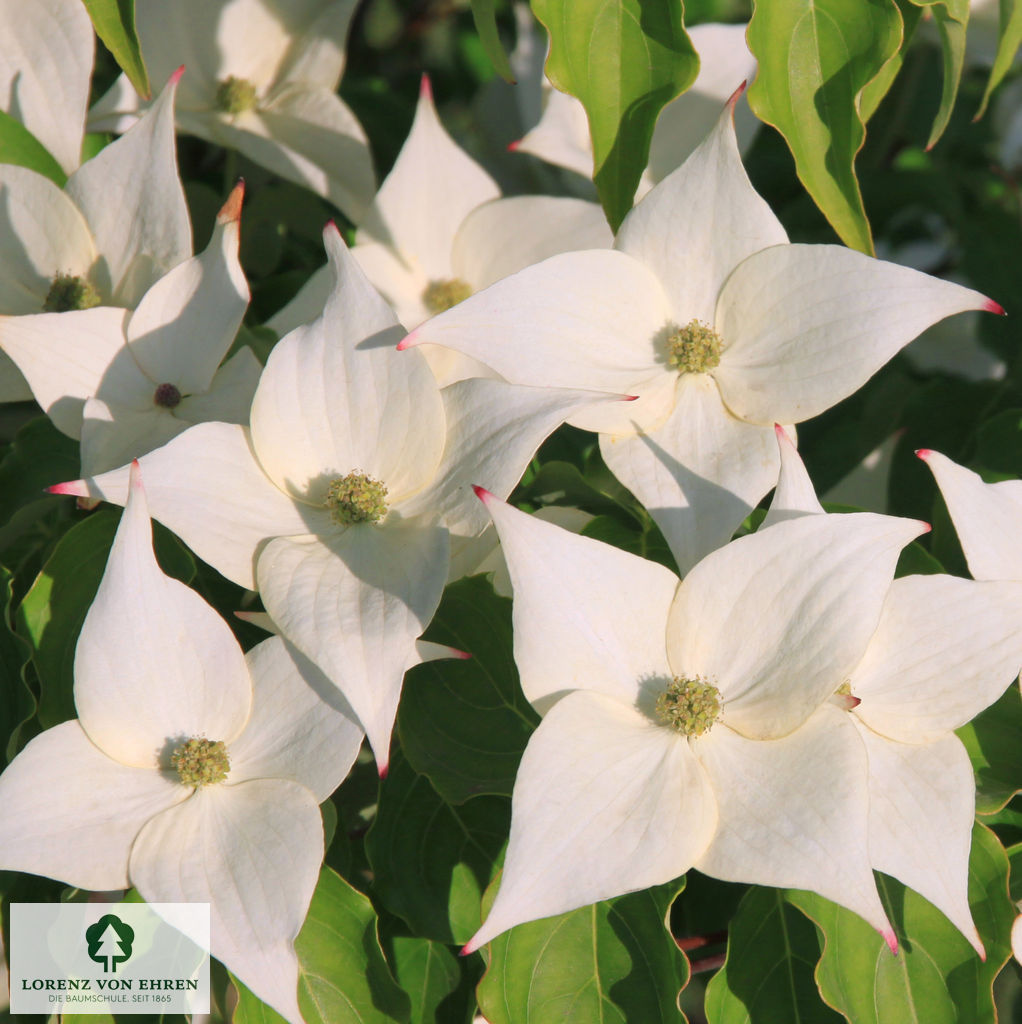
[[463, 486, 927, 951], [0, 182, 256, 476], [772, 429, 1022, 955], [270, 76, 612, 386], [0, 70, 190, 401], [90, 0, 375, 224], [53, 225, 615, 771], [0, 465, 364, 1024], [0, 0, 94, 175], [514, 21, 759, 200], [405, 93, 998, 573]]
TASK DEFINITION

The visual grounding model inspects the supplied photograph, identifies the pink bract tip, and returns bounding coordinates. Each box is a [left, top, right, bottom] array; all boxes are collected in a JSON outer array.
[[396, 331, 418, 351], [217, 179, 245, 224], [459, 941, 476, 957], [915, 448, 933, 461], [169, 65, 185, 86], [472, 485, 494, 504], [882, 928, 899, 955], [507, 139, 521, 152], [622, 394, 639, 402], [323, 219, 339, 237], [918, 521, 932, 534], [984, 298, 1007, 316], [453, 648, 472, 661], [378, 761, 389, 781], [46, 480, 81, 496], [419, 74, 433, 102], [726, 81, 747, 109]]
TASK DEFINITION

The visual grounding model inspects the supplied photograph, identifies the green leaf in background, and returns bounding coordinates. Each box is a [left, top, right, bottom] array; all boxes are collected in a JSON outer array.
[[397, 576, 538, 804], [0, 416, 79, 527], [476, 876, 689, 1024], [705, 886, 841, 1024], [788, 824, 1013, 1024], [957, 684, 1022, 815], [470, 0, 515, 82], [0, 111, 67, 186], [1007, 840, 1022, 901], [859, 0, 925, 121], [233, 866, 411, 1024], [747, 0, 903, 254], [530, 0, 699, 231], [0, 568, 35, 762], [908, 0, 969, 148], [17, 510, 195, 729], [82, 0, 151, 99], [976, 0, 1022, 117], [387, 935, 466, 1024], [366, 754, 510, 945]]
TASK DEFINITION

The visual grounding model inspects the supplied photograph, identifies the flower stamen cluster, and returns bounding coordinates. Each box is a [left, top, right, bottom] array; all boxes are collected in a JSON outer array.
[[153, 383, 182, 408], [43, 273, 101, 313], [666, 320, 722, 374], [171, 737, 230, 787], [422, 278, 472, 315], [325, 471, 389, 525], [215, 76, 258, 115], [654, 676, 722, 736]]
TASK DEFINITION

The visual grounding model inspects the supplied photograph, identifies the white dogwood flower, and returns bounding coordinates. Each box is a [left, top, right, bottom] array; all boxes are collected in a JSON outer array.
[[0, 182, 256, 476], [0, 464, 364, 1024], [270, 76, 612, 386], [463, 486, 927, 952], [0, 69, 190, 401], [51, 225, 616, 772], [404, 93, 998, 573], [90, 0, 375, 223]]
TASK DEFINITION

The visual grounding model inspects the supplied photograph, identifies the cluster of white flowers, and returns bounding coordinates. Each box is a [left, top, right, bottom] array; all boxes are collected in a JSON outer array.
[[1, 1, 1021, 1020]]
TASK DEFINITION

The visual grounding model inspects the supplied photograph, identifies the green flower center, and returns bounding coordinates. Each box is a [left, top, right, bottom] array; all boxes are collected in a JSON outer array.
[[153, 383, 182, 409], [43, 273, 101, 313], [171, 737, 230, 787], [422, 278, 472, 315], [655, 677, 722, 736], [214, 76, 258, 115], [665, 320, 722, 374], [325, 471, 389, 525]]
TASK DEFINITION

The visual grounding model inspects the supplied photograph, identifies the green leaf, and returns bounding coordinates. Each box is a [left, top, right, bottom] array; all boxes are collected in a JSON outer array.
[[0, 416, 79, 526], [957, 683, 1022, 815], [0, 111, 67, 186], [1007, 840, 1022, 901], [859, 0, 924, 121], [387, 935, 464, 1024], [0, 568, 36, 762], [397, 576, 538, 804], [470, 0, 515, 82], [82, 0, 151, 99], [366, 754, 510, 944], [529, 0, 699, 231], [233, 866, 410, 1024], [908, 0, 969, 148], [747, 0, 903, 254], [17, 510, 195, 730], [477, 875, 689, 1023], [976, 0, 1022, 117], [705, 886, 841, 1024], [788, 823, 1013, 1024]]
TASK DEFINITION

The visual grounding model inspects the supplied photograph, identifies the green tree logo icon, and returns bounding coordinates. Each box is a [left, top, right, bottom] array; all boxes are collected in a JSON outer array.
[[85, 914, 134, 973]]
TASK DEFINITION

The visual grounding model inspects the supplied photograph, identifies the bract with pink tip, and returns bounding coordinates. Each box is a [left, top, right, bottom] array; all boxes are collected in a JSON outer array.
[[0, 464, 364, 1024]]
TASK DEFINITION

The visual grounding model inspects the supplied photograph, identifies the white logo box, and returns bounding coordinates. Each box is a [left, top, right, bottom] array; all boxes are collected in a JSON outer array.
[[10, 902, 210, 1015]]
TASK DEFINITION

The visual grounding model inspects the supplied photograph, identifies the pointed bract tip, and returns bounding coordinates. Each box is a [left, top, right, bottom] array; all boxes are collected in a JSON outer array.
[[46, 480, 82, 496], [419, 74, 433, 102], [454, 648, 472, 660], [323, 218, 340, 237], [918, 520, 932, 534], [882, 928, 899, 955], [129, 459, 143, 491], [507, 138, 521, 152], [472, 485, 494, 504], [622, 394, 639, 402], [378, 761, 389, 781], [396, 331, 418, 351], [984, 298, 1007, 316], [915, 448, 933, 461], [169, 65, 185, 86], [459, 940, 477, 957], [727, 81, 748, 109], [217, 180, 245, 224]]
